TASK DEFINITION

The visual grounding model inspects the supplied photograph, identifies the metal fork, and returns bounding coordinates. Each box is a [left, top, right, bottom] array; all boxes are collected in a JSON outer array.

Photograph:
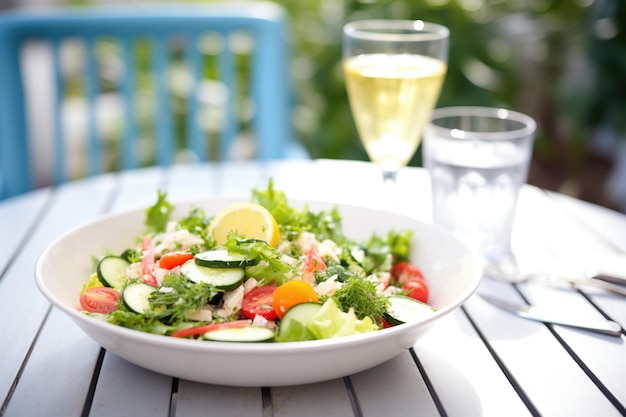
[[483, 262, 626, 298]]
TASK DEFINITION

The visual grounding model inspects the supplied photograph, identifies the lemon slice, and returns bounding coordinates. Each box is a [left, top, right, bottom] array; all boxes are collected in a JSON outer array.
[[208, 202, 280, 247]]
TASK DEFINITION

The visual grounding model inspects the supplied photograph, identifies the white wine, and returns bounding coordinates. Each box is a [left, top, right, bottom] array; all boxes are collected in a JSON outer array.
[[344, 53, 446, 171]]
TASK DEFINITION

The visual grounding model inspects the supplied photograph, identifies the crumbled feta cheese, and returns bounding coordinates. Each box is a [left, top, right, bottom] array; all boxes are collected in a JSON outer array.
[[252, 314, 277, 329], [243, 278, 258, 294], [319, 239, 340, 263], [186, 306, 215, 322], [154, 268, 168, 285], [315, 274, 342, 297], [296, 231, 317, 252], [217, 285, 244, 318], [276, 241, 292, 254], [382, 286, 402, 296], [153, 229, 204, 257], [126, 262, 142, 279], [279, 254, 299, 267]]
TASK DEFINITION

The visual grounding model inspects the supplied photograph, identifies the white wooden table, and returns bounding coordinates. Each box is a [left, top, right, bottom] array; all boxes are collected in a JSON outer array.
[[1, 159, 625, 417]]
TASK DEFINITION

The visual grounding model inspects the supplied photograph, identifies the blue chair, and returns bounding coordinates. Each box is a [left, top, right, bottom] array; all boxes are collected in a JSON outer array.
[[0, 3, 305, 199]]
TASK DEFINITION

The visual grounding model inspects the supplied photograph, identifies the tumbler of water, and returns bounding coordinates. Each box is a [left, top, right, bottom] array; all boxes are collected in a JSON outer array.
[[422, 107, 536, 262]]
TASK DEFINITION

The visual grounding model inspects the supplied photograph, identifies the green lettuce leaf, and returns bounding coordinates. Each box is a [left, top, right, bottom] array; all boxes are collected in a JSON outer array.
[[307, 299, 378, 339], [145, 190, 173, 233]]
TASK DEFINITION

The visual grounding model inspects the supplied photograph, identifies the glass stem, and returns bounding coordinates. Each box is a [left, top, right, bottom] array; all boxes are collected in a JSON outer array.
[[381, 168, 399, 214]]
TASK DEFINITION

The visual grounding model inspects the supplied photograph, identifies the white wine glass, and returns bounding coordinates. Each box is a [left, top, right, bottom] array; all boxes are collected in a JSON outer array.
[[342, 20, 449, 210]]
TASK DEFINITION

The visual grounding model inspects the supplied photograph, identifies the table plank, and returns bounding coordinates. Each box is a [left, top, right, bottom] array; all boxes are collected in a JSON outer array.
[[416, 309, 533, 417], [166, 163, 216, 202], [108, 167, 167, 212], [516, 283, 626, 410], [350, 352, 439, 417], [175, 381, 262, 417], [547, 190, 626, 252], [89, 354, 173, 417], [465, 280, 624, 416], [2, 309, 101, 417], [0, 175, 116, 405], [0, 189, 49, 273], [272, 379, 355, 417]]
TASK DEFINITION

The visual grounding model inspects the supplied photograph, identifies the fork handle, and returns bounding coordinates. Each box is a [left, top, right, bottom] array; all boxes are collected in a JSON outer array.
[[570, 278, 626, 298]]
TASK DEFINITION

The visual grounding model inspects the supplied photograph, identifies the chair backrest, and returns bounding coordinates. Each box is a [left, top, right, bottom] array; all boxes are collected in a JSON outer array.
[[0, 2, 301, 199]]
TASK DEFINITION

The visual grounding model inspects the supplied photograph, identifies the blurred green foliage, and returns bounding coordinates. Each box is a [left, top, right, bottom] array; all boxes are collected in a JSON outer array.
[[270, 0, 623, 171], [66, 0, 624, 171]]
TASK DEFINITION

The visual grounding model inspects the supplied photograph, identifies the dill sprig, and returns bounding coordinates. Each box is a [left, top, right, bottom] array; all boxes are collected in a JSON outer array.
[[149, 273, 219, 324], [331, 276, 389, 324]]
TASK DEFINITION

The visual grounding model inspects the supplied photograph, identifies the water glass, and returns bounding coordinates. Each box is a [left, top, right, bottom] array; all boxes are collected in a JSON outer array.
[[422, 106, 536, 262]]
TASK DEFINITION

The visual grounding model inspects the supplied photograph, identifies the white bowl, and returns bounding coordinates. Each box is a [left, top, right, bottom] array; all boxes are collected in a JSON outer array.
[[35, 198, 482, 387]]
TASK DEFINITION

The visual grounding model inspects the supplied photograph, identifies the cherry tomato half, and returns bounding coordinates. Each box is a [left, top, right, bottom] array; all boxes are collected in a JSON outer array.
[[391, 262, 424, 286], [171, 319, 251, 338], [273, 280, 319, 319], [242, 286, 279, 321], [79, 287, 121, 314], [158, 252, 194, 270], [403, 278, 429, 303]]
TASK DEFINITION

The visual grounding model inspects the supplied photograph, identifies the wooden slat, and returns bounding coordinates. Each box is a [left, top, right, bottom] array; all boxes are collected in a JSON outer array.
[[350, 352, 440, 416], [271, 379, 354, 417], [120, 35, 139, 170], [465, 280, 623, 416], [547, 190, 626, 252], [0, 189, 48, 272], [165, 163, 217, 202], [416, 309, 533, 417], [84, 35, 101, 176], [174, 381, 262, 417], [184, 32, 205, 160], [51, 37, 66, 184], [2, 309, 101, 417], [108, 167, 167, 212], [217, 34, 236, 160], [0, 175, 116, 407], [152, 34, 174, 166], [89, 354, 173, 417]]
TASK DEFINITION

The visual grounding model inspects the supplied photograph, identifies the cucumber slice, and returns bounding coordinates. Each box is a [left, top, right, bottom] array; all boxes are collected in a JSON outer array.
[[194, 249, 257, 268], [180, 260, 245, 291], [97, 255, 130, 288], [203, 326, 275, 342], [278, 302, 322, 339], [123, 282, 156, 314], [384, 295, 436, 326]]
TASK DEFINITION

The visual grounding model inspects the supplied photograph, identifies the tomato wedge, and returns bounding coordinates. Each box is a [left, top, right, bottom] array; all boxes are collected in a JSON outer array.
[[391, 261, 424, 286], [171, 319, 252, 338], [79, 287, 121, 313], [403, 278, 429, 303], [242, 286, 278, 321], [158, 252, 194, 270]]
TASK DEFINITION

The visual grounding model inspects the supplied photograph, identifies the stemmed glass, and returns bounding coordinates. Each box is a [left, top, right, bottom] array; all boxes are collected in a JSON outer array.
[[342, 20, 449, 209]]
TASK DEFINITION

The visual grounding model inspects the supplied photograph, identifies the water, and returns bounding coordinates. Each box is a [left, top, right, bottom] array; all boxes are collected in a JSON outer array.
[[427, 153, 529, 259]]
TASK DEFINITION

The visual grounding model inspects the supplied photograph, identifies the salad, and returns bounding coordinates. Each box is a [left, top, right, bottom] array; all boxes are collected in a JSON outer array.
[[78, 180, 435, 343]]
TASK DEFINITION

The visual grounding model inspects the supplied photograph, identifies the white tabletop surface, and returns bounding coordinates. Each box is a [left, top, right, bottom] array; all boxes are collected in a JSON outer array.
[[1, 159, 625, 417]]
